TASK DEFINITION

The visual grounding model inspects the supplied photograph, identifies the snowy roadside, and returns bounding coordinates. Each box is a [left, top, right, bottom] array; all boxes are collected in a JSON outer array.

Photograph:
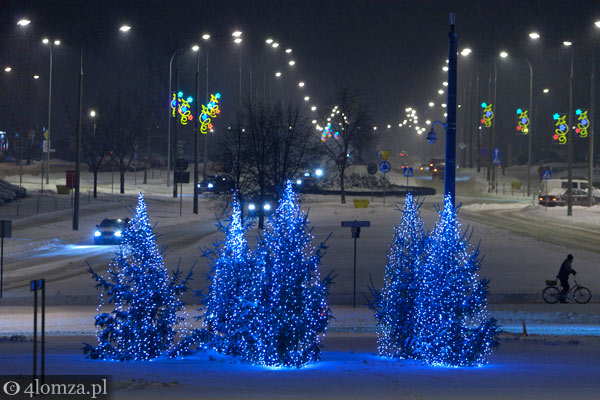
[[2, 304, 600, 337]]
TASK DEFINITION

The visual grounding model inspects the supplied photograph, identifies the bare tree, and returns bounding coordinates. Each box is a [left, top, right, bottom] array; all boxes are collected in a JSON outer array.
[[105, 94, 143, 194], [218, 99, 319, 227], [320, 88, 373, 203], [82, 114, 110, 198]]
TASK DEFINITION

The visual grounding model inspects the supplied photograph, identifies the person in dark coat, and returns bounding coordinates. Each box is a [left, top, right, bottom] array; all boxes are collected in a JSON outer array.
[[557, 254, 576, 303]]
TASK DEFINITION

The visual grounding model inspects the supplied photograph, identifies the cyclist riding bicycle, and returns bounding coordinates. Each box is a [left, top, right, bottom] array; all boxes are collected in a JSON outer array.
[[557, 254, 577, 303]]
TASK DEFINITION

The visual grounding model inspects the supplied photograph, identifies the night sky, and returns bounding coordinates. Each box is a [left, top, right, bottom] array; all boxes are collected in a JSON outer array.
[[1, 0, 600, 163]]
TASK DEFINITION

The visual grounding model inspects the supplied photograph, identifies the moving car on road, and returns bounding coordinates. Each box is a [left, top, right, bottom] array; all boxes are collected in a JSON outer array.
[[197, 175, 233, 194], [94, 218, 130, 245]]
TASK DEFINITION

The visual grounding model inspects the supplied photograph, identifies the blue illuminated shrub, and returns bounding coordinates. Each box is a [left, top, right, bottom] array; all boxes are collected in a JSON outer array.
[[84, 192, 192, 361]]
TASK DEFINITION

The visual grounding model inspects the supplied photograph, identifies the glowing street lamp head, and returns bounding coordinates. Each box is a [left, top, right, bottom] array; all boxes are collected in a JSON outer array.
[[272, 42, 279, 48], [311, 106, 317, 111], [428, 102, 435, 107], [192, 45, 200, 52], [438, 89, 444, 95], [499, 51, 508, 58], [460, 48, 472, 56], [90, 110, 96, 118], [285, 48, 292, 54], [595, 21, 600, 28], [17, 19, 31, 26], [54, 40, 61, 45], [288, 60, 296, 66], [563, 41, 572, 47], [265, 38, 273, 44], [442, 81, 448, 86], [232, 30, 242, 37], [529, 32, 540, 40], [202, 33, 211, 40], [119, 25, 131, 32], [543, 88, 550, 94], [275, 71, 282, 77], [234, 38, 242, 44], [4, 67, 11, 72], [42, 38, 49, 44], [298, 81, 305, 87], [33, 75, 39, 79], [442, 66, 449, 71], [304, 96, 310, 101]]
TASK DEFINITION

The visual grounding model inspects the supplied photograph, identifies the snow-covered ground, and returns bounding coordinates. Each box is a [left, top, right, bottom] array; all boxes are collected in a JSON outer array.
[[1, 331, 599, 399]]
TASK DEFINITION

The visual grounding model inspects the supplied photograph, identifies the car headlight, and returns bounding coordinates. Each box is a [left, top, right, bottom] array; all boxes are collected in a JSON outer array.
[[94, 230, 101, 237], [114, 230, 122, 237], [248, 203, 256, 211], [263, 203, 272, 211], [207, 183, 214, 189]]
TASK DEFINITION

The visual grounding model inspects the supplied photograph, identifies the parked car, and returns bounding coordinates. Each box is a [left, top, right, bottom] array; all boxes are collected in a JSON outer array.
[[197, 175, 233, 194], [0, 178, 26, 198], [93, 218, 130, 245]]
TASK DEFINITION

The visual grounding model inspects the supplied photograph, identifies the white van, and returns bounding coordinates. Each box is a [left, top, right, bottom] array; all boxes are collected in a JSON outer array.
[[540, 179, 600, 196]]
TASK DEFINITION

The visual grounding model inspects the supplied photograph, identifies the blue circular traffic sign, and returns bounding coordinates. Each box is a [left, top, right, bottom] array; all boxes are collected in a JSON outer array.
[[379, 161, 391, 174]]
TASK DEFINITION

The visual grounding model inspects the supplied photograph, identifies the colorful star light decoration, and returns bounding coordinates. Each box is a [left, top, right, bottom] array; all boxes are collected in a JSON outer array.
[[171, 92, 194, 125], [516, 108, 530, 134], [200, 93, 221, 134], [575, 109, 590, 138], [320, 123, 339, 142], [553, 113, 568, 144], [480, 103, 494, 128]]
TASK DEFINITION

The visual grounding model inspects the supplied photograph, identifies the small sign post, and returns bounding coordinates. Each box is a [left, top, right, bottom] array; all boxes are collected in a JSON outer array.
[[176, 159, 189, 217], [341, 220, 370, 308], [0, 220, 11, 298], [403, 167, 413, 187], [31, 279, 45, 384]]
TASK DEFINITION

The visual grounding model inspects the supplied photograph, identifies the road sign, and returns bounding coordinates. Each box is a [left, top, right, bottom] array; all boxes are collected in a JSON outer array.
[[542, 169, 552, 180], [403, 167, 413, 177], [367, 163, 378, 175], [341, 220, 371, 228], [177, 140, 185, 156], [44, 129, 49, 140], [175, 171, 190, 183], [379, 150, 391, 161], [379, 161, 391, 174], [341, 220, 371, 308], [492, 148, 501, 165], [176, 158, 189, 171]]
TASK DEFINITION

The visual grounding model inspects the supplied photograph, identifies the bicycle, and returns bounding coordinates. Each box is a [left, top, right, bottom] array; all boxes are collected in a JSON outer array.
[[542, 279, 592, 304]]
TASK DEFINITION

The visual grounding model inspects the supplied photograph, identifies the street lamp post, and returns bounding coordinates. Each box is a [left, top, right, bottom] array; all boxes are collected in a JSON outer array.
[[193, 45, 200, 214], [42, 38, 59, 185], [73, 26, 130, 231], [567, 44, 574, 216]]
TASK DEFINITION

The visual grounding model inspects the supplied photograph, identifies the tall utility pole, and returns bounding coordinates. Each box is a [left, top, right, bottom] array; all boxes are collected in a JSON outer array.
[[193, 49, 200, 214], [446, 12, 458, 207], [588, 56, 596, 207], [491, 60, 498, 193], [45, 44, 53, 185], [567, 49, 575, 216], [173, 66, 179, 198], [203, 49, 209, 181]]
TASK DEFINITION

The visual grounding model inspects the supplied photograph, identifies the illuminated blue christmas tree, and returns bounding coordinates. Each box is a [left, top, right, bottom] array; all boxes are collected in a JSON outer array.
[[202, 194, 259, 356], [369, 193, 425, 359], [411, 195, 498, 367], [84, 192, 192, 361], [244, 180, 333, 368]]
